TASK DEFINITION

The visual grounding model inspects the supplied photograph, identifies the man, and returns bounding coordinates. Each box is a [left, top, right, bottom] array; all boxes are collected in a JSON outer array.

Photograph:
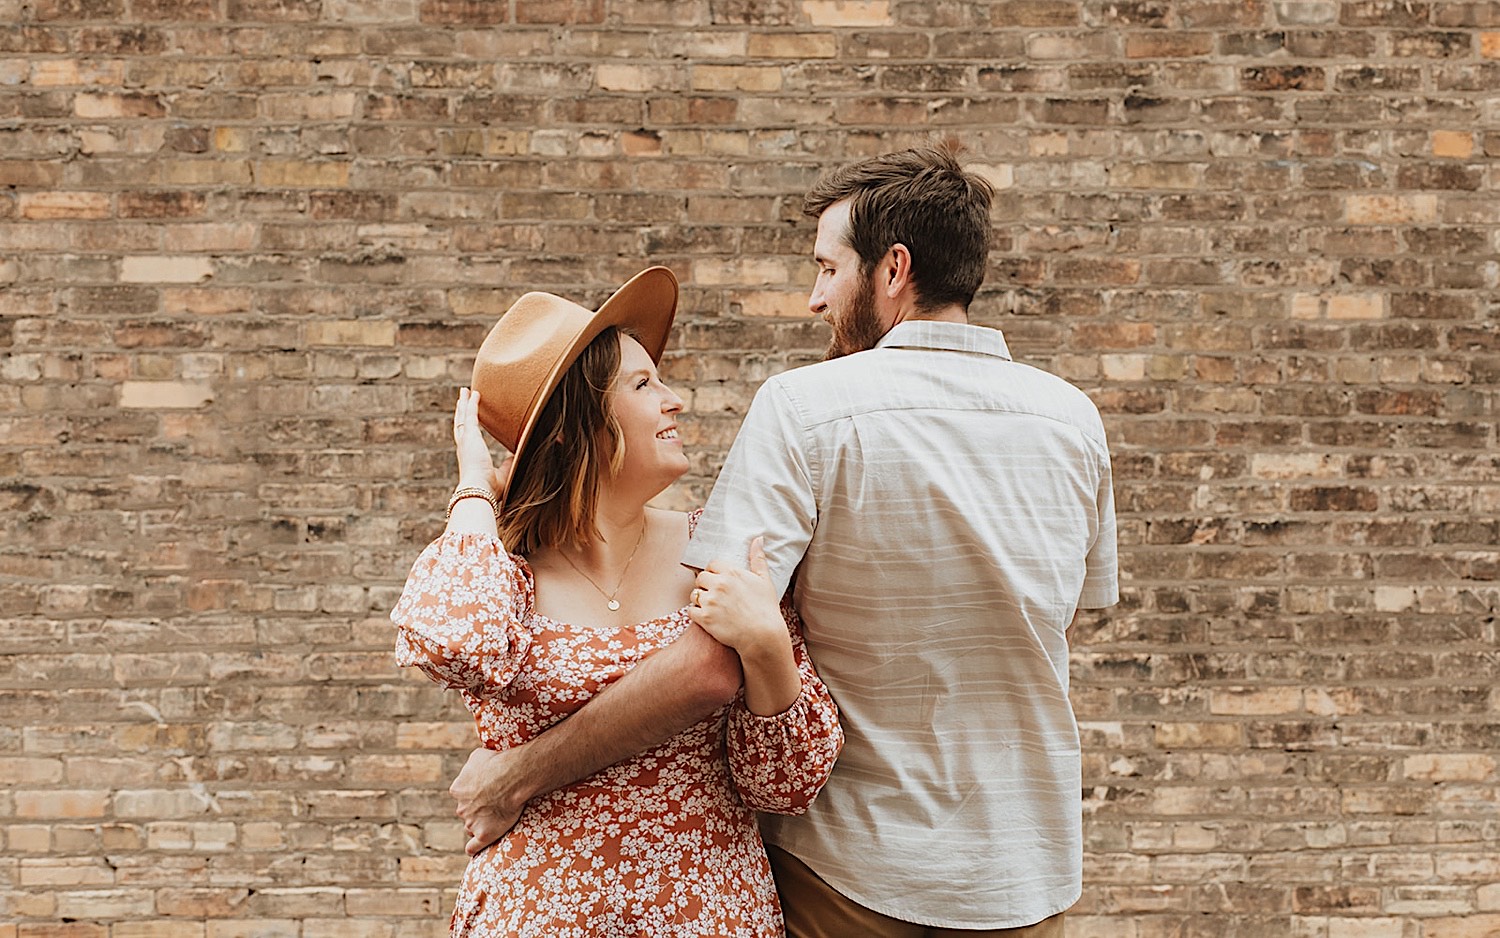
[[451, 142, 1118, 937]]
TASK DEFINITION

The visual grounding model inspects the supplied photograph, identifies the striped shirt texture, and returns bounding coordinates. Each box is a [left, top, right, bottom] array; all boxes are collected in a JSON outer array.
[[682, 320, 1118, 929]]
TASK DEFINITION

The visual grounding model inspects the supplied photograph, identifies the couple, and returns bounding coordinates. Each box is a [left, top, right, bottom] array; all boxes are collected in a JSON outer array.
[[391, 143, 1119, 937]]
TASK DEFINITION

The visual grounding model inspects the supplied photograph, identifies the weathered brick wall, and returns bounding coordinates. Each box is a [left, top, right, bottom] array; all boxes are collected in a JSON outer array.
[[3, 0, 1498, 934]]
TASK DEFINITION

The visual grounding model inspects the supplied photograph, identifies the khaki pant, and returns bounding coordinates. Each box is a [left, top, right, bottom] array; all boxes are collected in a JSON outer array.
[[768, 845, 1068, 938]]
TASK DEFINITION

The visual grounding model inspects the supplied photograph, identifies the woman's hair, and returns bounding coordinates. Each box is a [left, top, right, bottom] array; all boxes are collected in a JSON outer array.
[[498, 326, 632, 555]]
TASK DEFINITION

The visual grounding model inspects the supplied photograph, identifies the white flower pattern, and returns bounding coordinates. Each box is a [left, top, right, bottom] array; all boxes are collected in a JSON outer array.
[[390, 513, 842, 937]]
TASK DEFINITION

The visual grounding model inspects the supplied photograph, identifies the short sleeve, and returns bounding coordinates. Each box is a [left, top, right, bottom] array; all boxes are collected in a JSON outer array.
[[1078, 443, 1118, 609], [725, 602, 843, 815], [683, 379, 818, 597], [389, 532, 535, 697]]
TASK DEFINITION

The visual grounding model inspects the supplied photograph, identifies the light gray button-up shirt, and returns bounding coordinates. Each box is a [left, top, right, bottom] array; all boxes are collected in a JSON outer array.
[[683, 319, 1118, 929]]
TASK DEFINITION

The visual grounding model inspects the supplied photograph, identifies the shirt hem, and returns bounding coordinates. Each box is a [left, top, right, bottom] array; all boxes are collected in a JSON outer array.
[[770, 839, 1081, 930]]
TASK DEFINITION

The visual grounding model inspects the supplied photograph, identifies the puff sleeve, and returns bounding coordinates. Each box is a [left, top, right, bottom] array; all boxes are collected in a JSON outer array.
[[725, 601, 843, 815], [389, 532, 534, 699]]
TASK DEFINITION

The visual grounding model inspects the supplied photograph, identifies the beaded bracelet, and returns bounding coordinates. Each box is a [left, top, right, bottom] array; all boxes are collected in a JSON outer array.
[[446, 486, 500, 521]]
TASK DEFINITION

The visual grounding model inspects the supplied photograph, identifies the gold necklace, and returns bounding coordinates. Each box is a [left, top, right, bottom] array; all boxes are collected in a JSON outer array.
[[557, 520, 647, 612]]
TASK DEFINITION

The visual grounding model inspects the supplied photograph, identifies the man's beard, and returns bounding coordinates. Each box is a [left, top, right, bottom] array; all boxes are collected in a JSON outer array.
[[823, 274, 884, 361]]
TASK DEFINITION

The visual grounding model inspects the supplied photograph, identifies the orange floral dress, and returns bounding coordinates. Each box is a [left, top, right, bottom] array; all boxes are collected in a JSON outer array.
[[390, 516, 843, 938]]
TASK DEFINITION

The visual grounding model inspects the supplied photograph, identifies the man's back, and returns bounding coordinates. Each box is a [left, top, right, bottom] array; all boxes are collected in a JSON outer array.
[[686, 320, 1117, 929]]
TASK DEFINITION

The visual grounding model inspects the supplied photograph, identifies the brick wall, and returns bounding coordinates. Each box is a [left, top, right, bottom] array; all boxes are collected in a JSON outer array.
[[3, 0, 1498, 934]]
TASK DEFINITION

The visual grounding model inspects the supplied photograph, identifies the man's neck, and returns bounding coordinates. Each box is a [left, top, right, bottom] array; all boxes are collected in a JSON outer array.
[[890, 303, 969, 328]]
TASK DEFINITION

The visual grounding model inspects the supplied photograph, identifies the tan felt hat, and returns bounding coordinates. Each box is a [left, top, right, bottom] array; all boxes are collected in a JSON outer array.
[[470, 266, 679, 496]]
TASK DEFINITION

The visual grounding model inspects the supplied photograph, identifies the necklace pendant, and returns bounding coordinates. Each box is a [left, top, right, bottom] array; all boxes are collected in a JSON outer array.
[[607, 599, 620, 611]]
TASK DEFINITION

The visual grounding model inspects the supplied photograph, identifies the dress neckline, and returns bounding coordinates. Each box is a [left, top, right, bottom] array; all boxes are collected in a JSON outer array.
[[514, 508, 700, 634], [525, 605, 692, 634]]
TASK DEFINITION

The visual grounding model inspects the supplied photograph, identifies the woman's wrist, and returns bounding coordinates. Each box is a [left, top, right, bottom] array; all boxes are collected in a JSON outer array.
[[735, 625, 792, 669], [457, 475, 495, 494], [737, 632, 801, 717]]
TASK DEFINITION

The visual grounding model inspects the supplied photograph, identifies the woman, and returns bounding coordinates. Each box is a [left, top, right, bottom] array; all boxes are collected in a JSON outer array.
[[389, 267, 843, 937]]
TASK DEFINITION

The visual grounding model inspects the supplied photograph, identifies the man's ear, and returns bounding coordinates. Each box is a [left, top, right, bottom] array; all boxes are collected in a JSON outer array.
[[882, 243, 914, 299]]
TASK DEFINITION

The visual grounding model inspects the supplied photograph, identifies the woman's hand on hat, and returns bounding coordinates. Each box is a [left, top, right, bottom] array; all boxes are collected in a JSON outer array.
[[454, 387, 509, 496]]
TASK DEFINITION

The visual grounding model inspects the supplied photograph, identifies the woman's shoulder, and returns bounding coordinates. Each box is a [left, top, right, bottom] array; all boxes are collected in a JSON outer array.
[[651, 506, 702, 537]]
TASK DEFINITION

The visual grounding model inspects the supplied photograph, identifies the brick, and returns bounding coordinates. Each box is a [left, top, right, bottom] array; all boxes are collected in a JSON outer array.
[[1347, 194, 1439, 224], [1326, 295, 1385, 320], [74, 92, 165, 118], [595, 64, 676, 93], [800, 0, 892, 26], [18, 191, 111, 219], [306, 321, 399, 346], [20, 857, 116, 886], [991, 0, 1077, 25], [690, 64, 783, 92], [119, 256, 214, 283], [1126, 33, 1214, 58], [14, 790, 110, 818], [0, 160, 66, 187], [746, 31, 837, 57], [1209, 687, 1303, 715], [516, 0, 604, 22], [1403, 753, 1495, 782], [253, 161, 351, 188], [1154, 722, 1243, 748], [118, 381, 214, 409], [1240, 65, 1324, 91], [113, 925, 206, 938]]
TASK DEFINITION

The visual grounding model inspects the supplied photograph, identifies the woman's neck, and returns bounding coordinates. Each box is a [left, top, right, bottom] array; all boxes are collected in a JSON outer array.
[[564, 484, 653, 568]]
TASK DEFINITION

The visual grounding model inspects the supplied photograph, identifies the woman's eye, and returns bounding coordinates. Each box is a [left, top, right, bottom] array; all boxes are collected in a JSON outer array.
[[636, 379, 649, 390]]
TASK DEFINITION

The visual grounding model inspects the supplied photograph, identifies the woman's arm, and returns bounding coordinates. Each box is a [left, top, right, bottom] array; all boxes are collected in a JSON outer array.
[[687, 537, 844, 812], [390, 388, 524, 694], [724, 601, 843, 815]]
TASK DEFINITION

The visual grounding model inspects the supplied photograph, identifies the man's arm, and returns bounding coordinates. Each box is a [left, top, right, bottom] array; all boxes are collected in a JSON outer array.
[[452, 623, 742, 854]]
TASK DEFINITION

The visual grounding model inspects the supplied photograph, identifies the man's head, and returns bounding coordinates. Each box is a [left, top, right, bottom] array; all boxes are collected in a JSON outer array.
[[803, 141, 994, 359]]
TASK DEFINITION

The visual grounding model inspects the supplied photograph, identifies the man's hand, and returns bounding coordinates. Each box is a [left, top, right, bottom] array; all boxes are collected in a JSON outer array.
[[450, 747, 528, 857]]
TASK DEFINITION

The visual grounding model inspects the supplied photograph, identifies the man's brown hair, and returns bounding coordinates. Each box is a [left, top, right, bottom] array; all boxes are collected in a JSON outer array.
[[498, 327, 630, 555], [802, 139, 994, 313]]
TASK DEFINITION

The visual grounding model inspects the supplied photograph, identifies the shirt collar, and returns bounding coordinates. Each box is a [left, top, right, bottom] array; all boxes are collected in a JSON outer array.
[[874, 320, 1013, 361]]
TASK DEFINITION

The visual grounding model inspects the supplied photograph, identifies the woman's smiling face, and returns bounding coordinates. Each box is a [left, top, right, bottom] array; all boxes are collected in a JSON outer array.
[[608, 333, 688, 489]]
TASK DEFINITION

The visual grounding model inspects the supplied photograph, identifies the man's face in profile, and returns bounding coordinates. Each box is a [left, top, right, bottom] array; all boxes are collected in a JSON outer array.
[[810, 200, 887, 361]]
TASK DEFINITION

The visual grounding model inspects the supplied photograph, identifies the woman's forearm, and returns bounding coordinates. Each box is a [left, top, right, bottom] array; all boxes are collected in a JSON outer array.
[[736, 633, 801, 716]]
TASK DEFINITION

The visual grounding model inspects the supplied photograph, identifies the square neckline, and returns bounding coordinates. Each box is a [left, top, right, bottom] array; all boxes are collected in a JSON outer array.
[[512, 508, 701, 634]]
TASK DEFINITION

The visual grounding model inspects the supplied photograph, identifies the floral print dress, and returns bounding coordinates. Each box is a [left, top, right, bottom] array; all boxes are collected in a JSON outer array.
[[390, 516, 843, 938]]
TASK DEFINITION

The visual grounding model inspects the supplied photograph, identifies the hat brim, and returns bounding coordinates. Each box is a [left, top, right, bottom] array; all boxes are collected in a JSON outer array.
[[494, 266, 679, 500]]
